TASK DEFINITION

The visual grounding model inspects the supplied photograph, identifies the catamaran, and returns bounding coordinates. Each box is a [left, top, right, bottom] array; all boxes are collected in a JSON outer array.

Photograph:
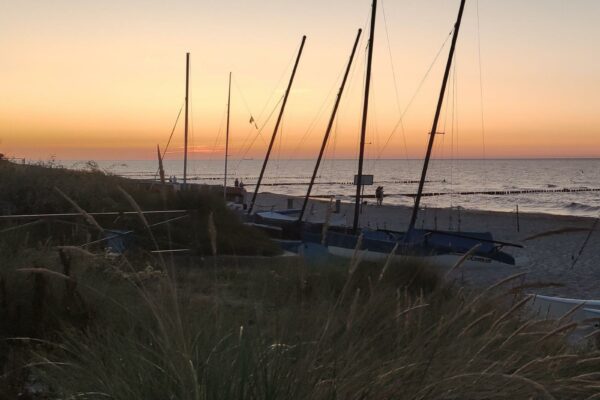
[[245, 0, 522, 268], [299, 0, 522, 268]]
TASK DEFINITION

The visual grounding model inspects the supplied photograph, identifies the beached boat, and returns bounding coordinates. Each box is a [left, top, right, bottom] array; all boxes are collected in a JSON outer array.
[[244, 1, 523, 268], [299, 0, 522, 268], [305, 228, 517, 268], [530, 294, 600, 321]]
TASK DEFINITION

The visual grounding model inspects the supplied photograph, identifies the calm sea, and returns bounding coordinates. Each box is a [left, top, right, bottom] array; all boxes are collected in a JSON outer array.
[[80, 158, 600, 218]]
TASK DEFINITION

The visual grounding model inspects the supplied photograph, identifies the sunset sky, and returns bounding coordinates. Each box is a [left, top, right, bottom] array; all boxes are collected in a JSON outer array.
[[1, 0, 599, 161]]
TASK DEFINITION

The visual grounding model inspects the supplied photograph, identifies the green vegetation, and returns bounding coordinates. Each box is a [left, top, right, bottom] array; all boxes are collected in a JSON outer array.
[[2, 160, 600, 399], [0, 160, 278, 256]]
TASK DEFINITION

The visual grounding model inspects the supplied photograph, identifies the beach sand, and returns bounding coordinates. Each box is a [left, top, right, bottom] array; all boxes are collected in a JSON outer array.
[[250, 192, 600, 299]]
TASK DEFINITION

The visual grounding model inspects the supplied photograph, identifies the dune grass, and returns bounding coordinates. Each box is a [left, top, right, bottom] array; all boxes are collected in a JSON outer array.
[[2, 161, 600, 399], [2, 245, 599, 399], [0, 160, 278, 256]]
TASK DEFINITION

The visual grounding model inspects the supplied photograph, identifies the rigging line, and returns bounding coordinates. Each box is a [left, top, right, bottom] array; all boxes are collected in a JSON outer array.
[[279, 59, 347, 173], [189, 69, 197, 175], [231, 75, 257, 122], [229, 78, 261, 160], [231, 48, 297, 167], [230, 75, 271, 156], [153, 103, 184, 180], [207, 106, 227, 167], [381, 0, 409, 161], [246, 43, 300, 128], [275, 111, 284, 177], [373, 28, 454, 162], [571, 214, 599, 269], [355, 40, 369, 167], [233, 95, 284, 171], [450, 61, 457, 215], [476, 0, 488, 185], [326, 30, 365, 173]]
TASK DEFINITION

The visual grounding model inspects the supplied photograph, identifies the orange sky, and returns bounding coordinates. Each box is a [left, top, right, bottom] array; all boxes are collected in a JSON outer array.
[[1, 0, 599, 161]]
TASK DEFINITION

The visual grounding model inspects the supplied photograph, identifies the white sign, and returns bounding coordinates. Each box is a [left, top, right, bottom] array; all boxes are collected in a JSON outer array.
[[354, 174, 374, 185]]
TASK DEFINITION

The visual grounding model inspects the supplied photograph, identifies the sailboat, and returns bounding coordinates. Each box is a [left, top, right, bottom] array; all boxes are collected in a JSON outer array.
[[300, 0, 522, 268], [251, 30, 362, 233]]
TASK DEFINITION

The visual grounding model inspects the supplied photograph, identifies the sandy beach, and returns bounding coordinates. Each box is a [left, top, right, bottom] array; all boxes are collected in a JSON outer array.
[[251, 191, 600, 299]]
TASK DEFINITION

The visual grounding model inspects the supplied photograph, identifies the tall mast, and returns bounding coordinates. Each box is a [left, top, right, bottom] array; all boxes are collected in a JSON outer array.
[[224, 72, 231, 201], [157, 144, 165, 184], [183, 52, 190, 188], [408, 0, 466, 230], [352, 0, 377, 233], [299, 29, 362, 222], [247, 35, 307, 214]]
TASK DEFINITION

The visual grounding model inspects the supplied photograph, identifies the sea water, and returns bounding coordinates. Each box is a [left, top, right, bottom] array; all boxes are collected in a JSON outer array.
[[75, 158, 600, 218]]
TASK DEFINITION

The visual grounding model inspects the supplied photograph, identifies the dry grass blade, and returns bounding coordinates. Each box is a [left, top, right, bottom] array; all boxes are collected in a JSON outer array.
[[55, 246, 98, 258], [490, 294, 533, 332], [557, 302, 586, 325], [457, 311, 494, 338], [445, 243, 481, 278], [54, 187, 104, 233], [346, 288, 361, 331], [513, 355, 579, 375], [577, 356, 600, 366], [17, 267, 73, 282], [117, 186, 161, 254], [499, 319, 537, 349], [349, 233, 364, 276], [416, 372, 556, 400], [320, 196, 333, 245], [208, 211, 217, 256], [484, 272, 528, 294], [583, 330, 600, 341], [536, 322, 578, 343], [571, 373, 600, 382], [379, 242, 399, 283], [396, 303, 429, 319], [0, 219, 44, 234]]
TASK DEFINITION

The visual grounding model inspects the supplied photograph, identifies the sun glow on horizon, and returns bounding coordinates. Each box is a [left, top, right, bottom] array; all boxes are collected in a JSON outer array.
[[1, 0, 599, 162]]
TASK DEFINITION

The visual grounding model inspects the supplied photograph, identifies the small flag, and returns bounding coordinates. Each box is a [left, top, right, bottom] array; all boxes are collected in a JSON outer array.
[[249, 115, 258, 130]]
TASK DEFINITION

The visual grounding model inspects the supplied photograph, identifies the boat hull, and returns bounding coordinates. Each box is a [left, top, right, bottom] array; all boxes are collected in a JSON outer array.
[[530, 294, 600, 321], [327, 244, 510, 269], [307, 228, 518, 268]]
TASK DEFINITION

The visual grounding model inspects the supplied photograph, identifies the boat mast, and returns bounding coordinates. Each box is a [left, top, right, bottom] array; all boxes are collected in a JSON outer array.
[[183, 52, 190, 188], [224, 71, 231, 201], [157, 144, 165, 184], [299, 29, 362, 222], [352, 0, 377, 234], [408, 0, 466, 230], [247, 35, 307, 214]]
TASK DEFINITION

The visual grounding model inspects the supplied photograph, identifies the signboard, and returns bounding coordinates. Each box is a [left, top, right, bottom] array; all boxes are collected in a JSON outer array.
[[353, 174, 374, 186]]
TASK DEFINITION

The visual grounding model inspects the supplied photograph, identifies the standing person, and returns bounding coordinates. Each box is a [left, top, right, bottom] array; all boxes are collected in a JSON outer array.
[[239, 180, 245, 189], [234, 178, 239, 188], [376, 186, 384, 206]]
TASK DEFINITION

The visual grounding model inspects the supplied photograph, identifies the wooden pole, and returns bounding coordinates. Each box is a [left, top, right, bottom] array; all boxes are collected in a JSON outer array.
[[353, 0, 377, 233], [298, 29, 362, 222], [183, 52, 190, 188], [224, 72, 231, 201], [248, 36, 307, 214], [408, 0, 466, 230]]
